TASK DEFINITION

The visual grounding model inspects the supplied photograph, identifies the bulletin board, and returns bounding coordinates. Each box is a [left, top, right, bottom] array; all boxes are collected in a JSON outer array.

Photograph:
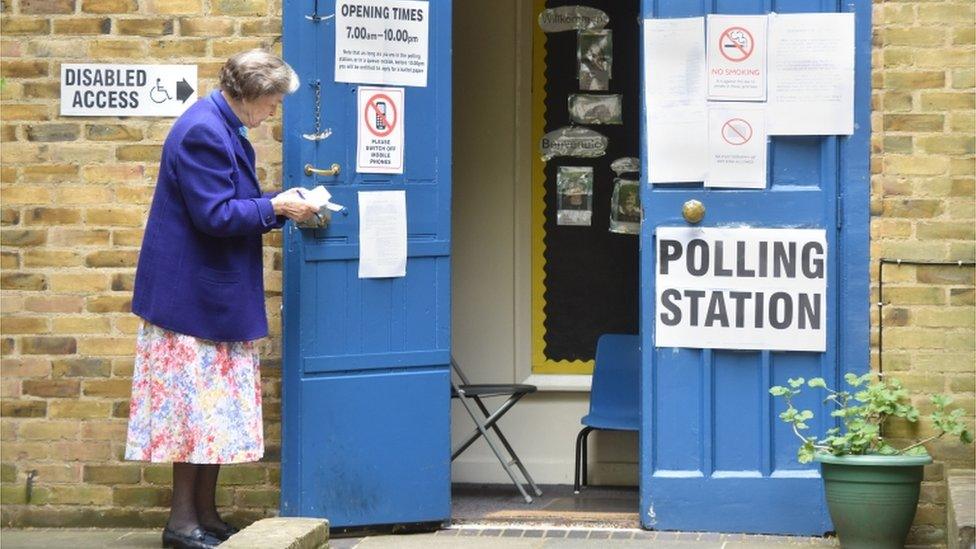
[[531, 0, 640, 374]]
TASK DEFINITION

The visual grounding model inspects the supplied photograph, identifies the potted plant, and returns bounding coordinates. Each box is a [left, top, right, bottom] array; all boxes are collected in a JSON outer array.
[[770, 373, 973, 548]]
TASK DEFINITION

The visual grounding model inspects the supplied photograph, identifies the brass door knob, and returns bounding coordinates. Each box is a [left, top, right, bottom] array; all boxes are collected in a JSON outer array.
[[682, 199, 705, 224], [304, 163, 341, 177]]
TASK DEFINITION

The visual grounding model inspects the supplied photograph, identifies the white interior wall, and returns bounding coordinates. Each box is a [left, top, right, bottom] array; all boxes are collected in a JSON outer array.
[[451, 0, 637, 486]]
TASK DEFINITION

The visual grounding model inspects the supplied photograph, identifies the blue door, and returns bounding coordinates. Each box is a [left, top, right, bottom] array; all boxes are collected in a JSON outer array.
[[639, 0, 870, 535], [280, 0, 452, 528]]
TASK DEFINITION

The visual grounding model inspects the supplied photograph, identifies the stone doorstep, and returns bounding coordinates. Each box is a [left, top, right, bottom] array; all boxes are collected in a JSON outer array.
[[947, 469, 976, 549], [220, 517, 329, 549]]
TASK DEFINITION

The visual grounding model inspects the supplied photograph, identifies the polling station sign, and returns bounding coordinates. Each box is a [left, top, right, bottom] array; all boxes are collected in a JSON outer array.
[[61, 64, 197, 117], [655, 227, 827, 352]]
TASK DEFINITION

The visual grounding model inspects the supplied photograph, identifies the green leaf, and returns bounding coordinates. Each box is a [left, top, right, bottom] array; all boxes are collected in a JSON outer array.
[[962, 430, 974, 444], [769, 386, 790, 397], [788, 377, 806, 389], [807, 377, 827, 389]]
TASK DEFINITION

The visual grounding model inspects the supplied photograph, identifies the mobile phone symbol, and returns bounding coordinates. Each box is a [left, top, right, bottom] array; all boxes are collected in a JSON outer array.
[[375, 101, 387, 130]]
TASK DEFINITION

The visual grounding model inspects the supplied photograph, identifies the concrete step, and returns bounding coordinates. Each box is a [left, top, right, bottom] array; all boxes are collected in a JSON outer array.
[[221, 517, 330, 549], [947, 469, 976, 549]]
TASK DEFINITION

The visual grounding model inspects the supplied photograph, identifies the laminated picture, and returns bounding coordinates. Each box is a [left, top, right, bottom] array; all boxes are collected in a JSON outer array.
[[609, 178, 641, 234], [568, 94, 622, 125], [578, 30, 612, 91], [557, 166, 594, 226]]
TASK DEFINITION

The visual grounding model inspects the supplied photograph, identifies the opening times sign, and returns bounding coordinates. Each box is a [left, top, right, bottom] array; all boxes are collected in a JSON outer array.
[[335, 0, 430, 87], [655, 227, 827, 352]]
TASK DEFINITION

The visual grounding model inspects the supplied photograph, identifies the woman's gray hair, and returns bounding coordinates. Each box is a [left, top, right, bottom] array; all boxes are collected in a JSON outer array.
[[218, 49, 300, 101]]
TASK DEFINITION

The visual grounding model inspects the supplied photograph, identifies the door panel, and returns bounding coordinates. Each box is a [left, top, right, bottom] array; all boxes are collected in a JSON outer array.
[[281, 0, 452, 527], [639, 0, 871, 535]]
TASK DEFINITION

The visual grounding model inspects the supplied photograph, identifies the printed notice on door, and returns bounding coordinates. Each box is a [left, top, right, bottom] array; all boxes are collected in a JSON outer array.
[[359, 191, 407, 279], [767, 12, 855, 135], [357, 86, 405, 174], [655, 227, 827, 352], [706, 14, 767, 101], [335, 0, 429, 87], [706, 102, 767, 189]]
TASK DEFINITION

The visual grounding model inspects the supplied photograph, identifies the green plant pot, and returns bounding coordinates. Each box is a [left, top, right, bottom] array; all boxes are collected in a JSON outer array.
[[816, 453, 933, 549]]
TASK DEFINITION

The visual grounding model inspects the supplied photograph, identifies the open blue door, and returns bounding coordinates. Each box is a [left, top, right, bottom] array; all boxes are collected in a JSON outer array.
[[281, 0, 452, 528], [639, 0, 870, 535]]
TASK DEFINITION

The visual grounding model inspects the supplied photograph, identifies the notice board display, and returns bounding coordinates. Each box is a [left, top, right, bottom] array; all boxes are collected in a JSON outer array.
[[536, 0, 640, 367]]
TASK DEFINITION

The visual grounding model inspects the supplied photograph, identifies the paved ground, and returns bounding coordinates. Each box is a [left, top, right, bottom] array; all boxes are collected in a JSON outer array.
[[1, 527, 839, 548]]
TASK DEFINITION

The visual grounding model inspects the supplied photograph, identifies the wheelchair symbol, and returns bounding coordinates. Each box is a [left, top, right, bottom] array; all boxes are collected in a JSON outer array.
[[149, 79, 172, 104]]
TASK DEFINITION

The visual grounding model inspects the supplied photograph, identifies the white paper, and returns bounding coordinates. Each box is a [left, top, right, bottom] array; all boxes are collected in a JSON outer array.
[[706, 102, 767, 188], [300, 186, 345, 212], [358, 191, 407, 278], [334, 0, 429, 87], [767, 13, 855, 135], [643, 17, 707, 183], [61, 64, 197, 117], [706, 15, 767, 101], [655, 227, 827, 352], [356, 86, 405, 174]]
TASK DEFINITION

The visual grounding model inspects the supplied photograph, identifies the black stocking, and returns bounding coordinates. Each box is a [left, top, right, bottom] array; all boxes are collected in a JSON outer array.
[[195, 464, 224, 529], [168, 462, 199, 534]]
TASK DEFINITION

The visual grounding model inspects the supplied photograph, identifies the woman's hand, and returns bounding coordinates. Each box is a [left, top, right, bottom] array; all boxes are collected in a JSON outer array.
[[270, 192, 320, 222]]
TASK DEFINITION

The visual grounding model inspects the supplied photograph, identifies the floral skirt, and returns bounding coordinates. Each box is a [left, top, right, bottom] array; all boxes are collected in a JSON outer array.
[[125, 321, 264, 464]]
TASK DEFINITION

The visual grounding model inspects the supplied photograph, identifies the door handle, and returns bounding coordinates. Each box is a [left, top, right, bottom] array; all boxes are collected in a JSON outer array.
[[305, 163, 341, 177], [682, 199, 705, 224]]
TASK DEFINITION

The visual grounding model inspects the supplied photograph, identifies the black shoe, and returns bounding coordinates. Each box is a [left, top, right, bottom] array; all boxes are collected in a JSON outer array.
[[161, 527, 222, 549], [203, 522, 240, 541]]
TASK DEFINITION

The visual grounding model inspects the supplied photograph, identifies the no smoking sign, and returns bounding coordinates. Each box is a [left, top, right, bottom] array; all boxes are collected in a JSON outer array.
[[357, 86, 405, 174]]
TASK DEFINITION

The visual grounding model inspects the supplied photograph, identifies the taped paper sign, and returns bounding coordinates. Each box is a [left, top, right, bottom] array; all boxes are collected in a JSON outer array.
[[334, 0, 429, 87], [578, 30, 612, 91], [706, 102, 767, 189], [643, 17, 707, 183], [609, 178, 640, 235], [767, 12, 855, 135], [540, 126, 608, 161], [569, 94, 622, 125], [538, 6, 609, 32], [556, 166, 593, 226], [655, 227, 827, 352], [706, 14, 767, 101]]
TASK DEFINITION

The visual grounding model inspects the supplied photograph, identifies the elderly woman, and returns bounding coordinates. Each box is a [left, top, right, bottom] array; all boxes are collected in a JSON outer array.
[[125, 50, 317, 549]]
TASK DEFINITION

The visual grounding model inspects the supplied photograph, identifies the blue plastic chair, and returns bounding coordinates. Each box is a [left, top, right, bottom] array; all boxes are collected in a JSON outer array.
[[574, 333, 641, 493]]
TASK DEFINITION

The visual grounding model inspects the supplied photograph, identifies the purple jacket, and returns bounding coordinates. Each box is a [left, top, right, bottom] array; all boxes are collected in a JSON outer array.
[[132, 91, 285, 342]]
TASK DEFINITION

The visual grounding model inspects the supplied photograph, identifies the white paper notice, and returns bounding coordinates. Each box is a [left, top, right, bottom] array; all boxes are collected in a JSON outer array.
[[706, 102, 767, 189], [356, 86, 405, 174], [358, 191, 407, 279], [706, 15, 767, 101], [655, 227, 827, 352], [644, 17, 708, 183], [335, 0, 430, 87], [767, 13, 855, 135]]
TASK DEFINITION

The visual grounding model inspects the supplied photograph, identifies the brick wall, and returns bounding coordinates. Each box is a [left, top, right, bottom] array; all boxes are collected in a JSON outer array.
[[1, 0, 285, 528], [870, 0, 975, 544], [1, 0, 974, 543]]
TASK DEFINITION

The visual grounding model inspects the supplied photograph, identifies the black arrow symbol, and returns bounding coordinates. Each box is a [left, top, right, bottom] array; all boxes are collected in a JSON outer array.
[[176, 78, 194, 103]]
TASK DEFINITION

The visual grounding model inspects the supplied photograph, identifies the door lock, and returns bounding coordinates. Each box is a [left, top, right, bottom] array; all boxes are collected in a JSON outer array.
[[682, 199, 705, 224], [305, 163, 341, 177]]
